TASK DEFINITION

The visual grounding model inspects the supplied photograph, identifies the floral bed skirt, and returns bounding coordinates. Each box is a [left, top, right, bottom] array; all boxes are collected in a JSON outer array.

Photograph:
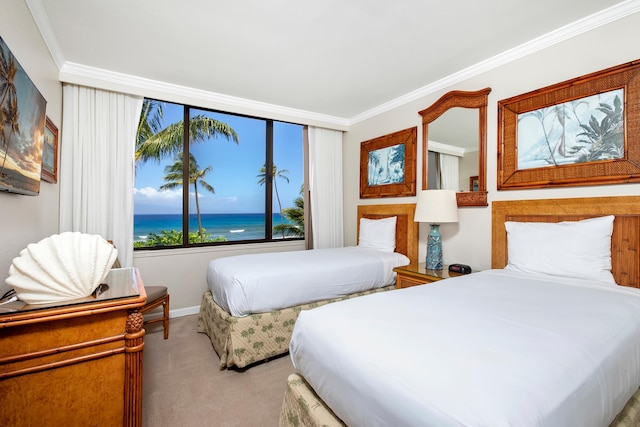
[[196, 285, 394, 369]]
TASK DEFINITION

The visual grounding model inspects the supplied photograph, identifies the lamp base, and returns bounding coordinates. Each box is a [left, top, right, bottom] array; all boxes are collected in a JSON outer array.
[[426, 224, 443, 270]]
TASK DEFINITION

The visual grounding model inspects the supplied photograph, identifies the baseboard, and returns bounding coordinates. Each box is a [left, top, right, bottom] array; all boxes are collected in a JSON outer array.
[[169, 305, 199, 319]]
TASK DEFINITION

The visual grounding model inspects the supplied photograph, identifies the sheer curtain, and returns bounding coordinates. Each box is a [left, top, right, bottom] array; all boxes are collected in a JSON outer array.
[[59, 84, 143, 267], [439, 153, 460, 191], [308, 126, 344, 249]]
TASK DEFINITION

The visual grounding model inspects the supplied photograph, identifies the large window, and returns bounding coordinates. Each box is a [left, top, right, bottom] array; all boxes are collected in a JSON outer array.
[[133, 99, 304, 248]]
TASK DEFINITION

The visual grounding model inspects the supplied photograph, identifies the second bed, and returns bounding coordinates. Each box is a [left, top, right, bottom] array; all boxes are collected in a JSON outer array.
[[197, 203, 418, 368]]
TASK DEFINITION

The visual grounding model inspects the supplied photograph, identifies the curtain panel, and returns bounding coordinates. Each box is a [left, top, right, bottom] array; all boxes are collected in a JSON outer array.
[[308, 127, 344, 249], [439, 153, 460, 191], [59, 84, 143, 267]]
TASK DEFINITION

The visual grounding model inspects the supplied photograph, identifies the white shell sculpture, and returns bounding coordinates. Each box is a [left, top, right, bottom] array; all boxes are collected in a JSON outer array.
[[6, 232, 118, 304]]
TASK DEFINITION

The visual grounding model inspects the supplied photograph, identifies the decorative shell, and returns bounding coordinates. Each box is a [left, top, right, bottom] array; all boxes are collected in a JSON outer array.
[[6, 232, 118, 304]]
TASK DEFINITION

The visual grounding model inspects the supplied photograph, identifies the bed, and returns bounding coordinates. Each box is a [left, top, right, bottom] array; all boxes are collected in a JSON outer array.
[[280, 196, 640, 427], [197, 203, 418, 369]]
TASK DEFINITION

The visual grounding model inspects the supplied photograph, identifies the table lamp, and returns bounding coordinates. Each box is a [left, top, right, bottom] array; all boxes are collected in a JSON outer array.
[[414, 189, 459, 270]]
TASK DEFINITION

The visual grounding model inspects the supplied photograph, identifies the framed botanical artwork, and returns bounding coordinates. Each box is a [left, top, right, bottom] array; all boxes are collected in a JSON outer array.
[[360, 126, 416, 198], [498, 59, 640, 190], [41, 117, 58, 183]]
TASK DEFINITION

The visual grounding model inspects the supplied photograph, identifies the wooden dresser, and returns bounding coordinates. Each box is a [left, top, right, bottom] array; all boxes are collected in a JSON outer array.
[[0, 268, 147, 427]]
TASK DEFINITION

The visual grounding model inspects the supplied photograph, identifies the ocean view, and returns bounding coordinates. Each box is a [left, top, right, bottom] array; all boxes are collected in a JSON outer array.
[[134, 213, 292, 242]]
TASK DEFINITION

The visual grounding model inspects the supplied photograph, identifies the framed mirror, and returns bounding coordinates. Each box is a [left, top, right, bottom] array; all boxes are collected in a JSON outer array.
[[418, 88, 491, 207]]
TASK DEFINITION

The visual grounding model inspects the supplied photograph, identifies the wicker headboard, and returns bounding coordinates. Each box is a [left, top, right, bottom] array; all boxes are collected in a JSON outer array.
[[357, 204, 418, 265], [492, 196, 640, 288]]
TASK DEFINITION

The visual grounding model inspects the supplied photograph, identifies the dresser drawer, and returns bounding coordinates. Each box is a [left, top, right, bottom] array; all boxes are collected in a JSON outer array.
[[396, 274, 436, 289]]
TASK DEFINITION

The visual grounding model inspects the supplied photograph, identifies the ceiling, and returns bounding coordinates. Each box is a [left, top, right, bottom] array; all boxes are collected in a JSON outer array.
[[30, 0, 633, 124]]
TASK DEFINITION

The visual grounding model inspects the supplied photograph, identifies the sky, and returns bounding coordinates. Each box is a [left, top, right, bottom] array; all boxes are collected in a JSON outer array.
[[134, 102, 304, 215]]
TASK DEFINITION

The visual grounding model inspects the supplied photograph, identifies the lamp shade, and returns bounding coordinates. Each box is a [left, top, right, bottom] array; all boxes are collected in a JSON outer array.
[[414, 190, 459, 224]]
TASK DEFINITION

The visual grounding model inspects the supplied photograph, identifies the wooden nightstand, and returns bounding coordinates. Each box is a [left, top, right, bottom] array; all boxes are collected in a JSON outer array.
[[393, 263, 467, 289]]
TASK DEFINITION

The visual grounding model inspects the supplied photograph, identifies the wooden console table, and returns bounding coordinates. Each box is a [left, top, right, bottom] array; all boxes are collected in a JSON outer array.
[[0, 268, 147, 426]]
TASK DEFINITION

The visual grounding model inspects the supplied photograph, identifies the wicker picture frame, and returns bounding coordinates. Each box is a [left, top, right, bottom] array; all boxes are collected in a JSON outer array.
[[41, 117, 59, 184], [360, 127, 416, 198], [498, 59, 640, 190]]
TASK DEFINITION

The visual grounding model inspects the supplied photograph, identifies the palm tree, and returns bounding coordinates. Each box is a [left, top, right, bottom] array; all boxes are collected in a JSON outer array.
[[0, 94, 19, 176], [257, 164, 289, 237], [388, 144, 405, 183], [0, 47, 18, 176], [135, 99, 240, 164], [137, 99, 164, 153], [273, 184, 304, 237], [159, 152, 215, 242], [368, 151, 382, 184], [0, 46, 17, 108]]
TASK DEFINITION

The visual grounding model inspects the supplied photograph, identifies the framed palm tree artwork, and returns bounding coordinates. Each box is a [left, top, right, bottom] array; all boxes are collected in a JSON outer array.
[[0, 36, 47, 196], [360, 126, 416, 198], [498, 59, 640, 190]]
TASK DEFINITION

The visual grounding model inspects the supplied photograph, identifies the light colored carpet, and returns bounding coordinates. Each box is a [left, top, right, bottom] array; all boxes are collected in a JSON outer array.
[[142, 314, 294, 426]]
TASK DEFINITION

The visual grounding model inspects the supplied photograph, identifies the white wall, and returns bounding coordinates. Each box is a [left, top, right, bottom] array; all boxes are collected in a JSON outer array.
[[0, 1, 62, 295], [344, 12, 640, 271]]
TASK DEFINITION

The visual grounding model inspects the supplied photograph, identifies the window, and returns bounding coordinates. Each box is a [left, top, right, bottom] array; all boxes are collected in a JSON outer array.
[[134, 99, 304, 248]]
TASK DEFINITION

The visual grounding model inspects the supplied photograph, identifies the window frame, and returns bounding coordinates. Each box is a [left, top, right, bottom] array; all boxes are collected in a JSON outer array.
[[134, 100, 305, 250]]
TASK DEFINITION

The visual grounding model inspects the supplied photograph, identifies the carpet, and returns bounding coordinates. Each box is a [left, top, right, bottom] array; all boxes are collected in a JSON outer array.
[[143, 314, 294, 426]]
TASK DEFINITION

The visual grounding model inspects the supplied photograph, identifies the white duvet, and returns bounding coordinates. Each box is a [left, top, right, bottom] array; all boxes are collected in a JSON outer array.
[[206, 246, 409, 317], [289, 269, 640, 427]]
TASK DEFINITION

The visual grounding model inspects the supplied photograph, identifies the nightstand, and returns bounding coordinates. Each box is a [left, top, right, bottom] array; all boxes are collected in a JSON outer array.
[[393, 263, 467, 289]]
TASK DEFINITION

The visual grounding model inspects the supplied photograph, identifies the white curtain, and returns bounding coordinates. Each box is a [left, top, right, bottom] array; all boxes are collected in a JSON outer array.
[[308, 127, 344, 249], [59, 84, 143, 267], [439, 153, 460, 191]]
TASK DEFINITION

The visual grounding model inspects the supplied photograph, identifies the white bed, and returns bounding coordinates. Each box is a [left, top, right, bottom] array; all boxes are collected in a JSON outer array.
[[290, 269, 640, 426], [197, 203, 419, 368], [208, 246, 409, 317], [280, 196, 640, 426]]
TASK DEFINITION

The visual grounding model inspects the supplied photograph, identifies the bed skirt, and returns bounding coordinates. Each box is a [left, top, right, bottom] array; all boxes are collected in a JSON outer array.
[[196, 285, 394, 369], [279, 373, 345, 427], [278, 373, 640, 427]]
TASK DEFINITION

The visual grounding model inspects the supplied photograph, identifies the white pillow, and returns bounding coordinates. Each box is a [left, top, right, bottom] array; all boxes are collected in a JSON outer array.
[[358, 216, 397, 253], [504, 215, 615, 286]]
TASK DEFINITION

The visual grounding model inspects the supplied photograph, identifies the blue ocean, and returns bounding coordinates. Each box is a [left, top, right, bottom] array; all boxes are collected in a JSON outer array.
[[134, 213, 292, 242]]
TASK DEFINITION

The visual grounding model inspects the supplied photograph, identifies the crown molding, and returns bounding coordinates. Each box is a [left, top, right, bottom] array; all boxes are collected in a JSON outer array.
[[27, 0, 640, 129], [58, 61, 350, 129], [348, 0, 640, 125], [25, 0, 65, 69], [428, 141, 467, 157]]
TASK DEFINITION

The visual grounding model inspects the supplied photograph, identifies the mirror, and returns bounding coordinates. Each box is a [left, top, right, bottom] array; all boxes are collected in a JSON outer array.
[[427, 107, 478, 191], [418, 88, 491, 207]]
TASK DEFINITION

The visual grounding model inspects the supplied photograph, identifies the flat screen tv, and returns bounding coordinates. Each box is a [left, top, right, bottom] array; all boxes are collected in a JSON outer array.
[[0, 36, 47, 196]]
